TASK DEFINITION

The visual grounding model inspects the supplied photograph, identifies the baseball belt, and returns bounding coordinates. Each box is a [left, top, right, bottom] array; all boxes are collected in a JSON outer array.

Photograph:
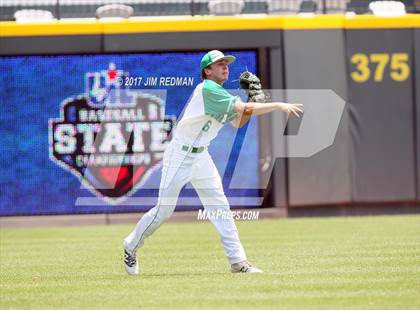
[[181, 145, 205, 153]]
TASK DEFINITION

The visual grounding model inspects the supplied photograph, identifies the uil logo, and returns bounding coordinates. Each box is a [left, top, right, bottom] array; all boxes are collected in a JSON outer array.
[[49, 64, 175, 203], [86, 63, 130, 105]]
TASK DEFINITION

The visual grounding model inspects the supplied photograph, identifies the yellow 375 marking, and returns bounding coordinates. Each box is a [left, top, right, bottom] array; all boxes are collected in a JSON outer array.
[[350, 52, 410, 83], [390, 53, 410, 82]]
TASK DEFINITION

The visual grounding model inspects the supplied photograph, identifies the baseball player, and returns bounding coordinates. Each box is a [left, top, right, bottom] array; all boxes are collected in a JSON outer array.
[[123, 50, 303, 274]]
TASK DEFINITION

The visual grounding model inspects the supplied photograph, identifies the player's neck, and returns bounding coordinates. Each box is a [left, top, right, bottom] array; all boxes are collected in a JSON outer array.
[[207, 77, 225, 86]]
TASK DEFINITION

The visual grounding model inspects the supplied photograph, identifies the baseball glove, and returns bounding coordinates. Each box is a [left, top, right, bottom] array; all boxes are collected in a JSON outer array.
[[239, 71, 269, 103]]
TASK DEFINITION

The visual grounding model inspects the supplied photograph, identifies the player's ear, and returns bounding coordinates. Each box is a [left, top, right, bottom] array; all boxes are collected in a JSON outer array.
[[204, 65, 212, 76]]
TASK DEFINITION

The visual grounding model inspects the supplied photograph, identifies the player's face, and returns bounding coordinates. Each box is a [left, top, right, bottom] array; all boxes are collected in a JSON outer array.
[[206, 60, 229, 84]]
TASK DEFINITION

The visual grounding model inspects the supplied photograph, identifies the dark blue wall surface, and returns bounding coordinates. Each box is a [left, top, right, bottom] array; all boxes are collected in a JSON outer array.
[[0, 51, 259, 216]]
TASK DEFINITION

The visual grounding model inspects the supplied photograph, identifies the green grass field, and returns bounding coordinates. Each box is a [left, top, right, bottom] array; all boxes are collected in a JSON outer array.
[[1, 215, 419, 309]]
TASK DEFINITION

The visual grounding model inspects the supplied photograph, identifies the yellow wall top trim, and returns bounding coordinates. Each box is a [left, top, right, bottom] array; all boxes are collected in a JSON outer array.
[[344, 14, 420, 29], [282, 15, 344, 29], [102, 15, 283, 34], [0, 19, 103, 37], [0, 14, 419, 37]]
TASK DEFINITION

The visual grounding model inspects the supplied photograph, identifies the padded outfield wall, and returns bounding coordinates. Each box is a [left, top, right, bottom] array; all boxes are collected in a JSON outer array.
[[0, 15, 419, 216]]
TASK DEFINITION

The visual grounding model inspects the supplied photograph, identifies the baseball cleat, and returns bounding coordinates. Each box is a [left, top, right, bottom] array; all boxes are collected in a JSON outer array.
[[123, 244, 139, 275], [231, 260, 263, 273]]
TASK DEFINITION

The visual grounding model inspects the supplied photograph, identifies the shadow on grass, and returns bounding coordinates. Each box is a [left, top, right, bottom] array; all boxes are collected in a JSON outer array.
[[130, 271, 230, 278]]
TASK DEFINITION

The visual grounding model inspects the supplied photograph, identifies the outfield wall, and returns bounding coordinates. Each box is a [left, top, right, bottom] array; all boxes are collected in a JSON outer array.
[[415, 28, 420, 203], [0, 15, 419, 216]]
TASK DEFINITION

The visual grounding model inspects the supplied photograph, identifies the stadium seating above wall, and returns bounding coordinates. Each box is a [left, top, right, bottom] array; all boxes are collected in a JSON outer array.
[[0, 0, 418, 21], [0, 0, 268, 20]]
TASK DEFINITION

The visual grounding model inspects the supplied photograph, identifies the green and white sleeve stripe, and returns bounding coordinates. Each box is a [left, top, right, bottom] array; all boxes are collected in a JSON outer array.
[[202, 79, 239, 123]]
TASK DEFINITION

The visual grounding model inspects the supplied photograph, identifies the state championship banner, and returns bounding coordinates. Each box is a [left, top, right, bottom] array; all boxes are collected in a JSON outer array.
[[0, 51, 259, 216]]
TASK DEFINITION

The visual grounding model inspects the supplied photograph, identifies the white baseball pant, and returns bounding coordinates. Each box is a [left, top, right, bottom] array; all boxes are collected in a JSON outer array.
[[124, 138, 247, 264]]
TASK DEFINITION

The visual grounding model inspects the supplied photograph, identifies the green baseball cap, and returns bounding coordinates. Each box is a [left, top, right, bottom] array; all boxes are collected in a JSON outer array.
[[200, 50, 236, 70]]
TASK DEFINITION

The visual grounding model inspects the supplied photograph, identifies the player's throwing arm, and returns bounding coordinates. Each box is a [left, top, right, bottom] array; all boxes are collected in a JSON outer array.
[[231, 70, 303, 128]]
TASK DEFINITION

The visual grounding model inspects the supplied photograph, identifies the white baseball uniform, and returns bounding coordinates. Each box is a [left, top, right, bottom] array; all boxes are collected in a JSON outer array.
[[124, 79, 247, 264]]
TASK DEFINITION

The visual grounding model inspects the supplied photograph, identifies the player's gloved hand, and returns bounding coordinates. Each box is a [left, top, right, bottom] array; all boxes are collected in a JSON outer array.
[[239, 71, 269, 103]]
